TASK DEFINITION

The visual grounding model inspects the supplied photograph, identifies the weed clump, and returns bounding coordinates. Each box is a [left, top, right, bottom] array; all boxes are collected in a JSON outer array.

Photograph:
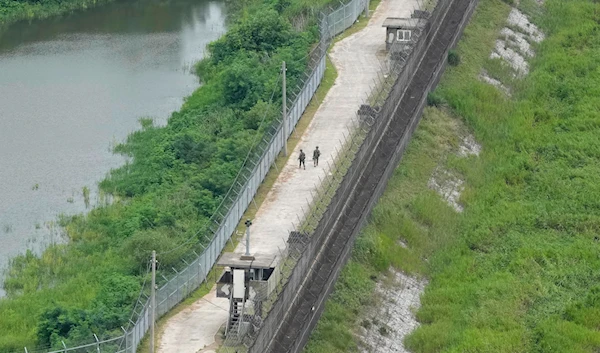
[[378, 325, 389, 336], [426, 91, 445, 107], [447, 50, 460, 66]]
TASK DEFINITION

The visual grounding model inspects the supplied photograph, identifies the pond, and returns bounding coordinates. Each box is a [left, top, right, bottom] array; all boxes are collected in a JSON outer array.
[[0, 0, 227, 293]]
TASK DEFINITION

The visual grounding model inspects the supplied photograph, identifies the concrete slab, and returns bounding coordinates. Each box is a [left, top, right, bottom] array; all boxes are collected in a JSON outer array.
[[358, 270, 427, 353], [157, 286, 228, 353], [157, 0, 422, 351]]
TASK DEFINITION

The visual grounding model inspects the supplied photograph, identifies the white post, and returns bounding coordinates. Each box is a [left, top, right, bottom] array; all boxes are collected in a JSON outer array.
[[150, 251, 156, 353], [365, 0, 370, 18], [282, 61, 288, 157], [244, 220, 252, 256]]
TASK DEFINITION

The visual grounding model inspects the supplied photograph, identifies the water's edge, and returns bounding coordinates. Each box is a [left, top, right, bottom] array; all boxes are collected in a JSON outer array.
[[0, 0, 227, 294]]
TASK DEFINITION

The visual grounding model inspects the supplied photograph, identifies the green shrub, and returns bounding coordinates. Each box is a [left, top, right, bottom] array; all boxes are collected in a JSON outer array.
[[447, 50, 460, 66], [426, 91, 445, 107], [0, 0, 319, 349]]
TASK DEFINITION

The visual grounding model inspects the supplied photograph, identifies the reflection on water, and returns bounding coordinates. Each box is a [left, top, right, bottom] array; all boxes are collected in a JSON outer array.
[[0, 0, 227, 291]]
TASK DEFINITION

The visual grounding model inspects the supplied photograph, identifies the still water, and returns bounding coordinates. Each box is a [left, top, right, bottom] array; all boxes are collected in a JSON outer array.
[[0, 0, 227, 284]]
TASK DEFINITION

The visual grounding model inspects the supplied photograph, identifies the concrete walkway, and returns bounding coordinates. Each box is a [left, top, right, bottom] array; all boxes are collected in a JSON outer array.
[[157, 286, 228, 353], [157, 0, 420, 351]]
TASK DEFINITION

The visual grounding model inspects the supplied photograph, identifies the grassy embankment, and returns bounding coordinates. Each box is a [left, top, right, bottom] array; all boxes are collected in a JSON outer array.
[[0, 0, 351, 351], [305, 0, 600, 351]]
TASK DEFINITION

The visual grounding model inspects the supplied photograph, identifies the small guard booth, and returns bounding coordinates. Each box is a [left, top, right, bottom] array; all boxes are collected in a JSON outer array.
[[216, 252, 276, 338], [382, 17, 427, 51]]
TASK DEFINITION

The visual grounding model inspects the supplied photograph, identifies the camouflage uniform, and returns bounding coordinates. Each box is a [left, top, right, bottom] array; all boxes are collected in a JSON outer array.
[[299, 150, 306, 169], [313, 147, 320, 167]]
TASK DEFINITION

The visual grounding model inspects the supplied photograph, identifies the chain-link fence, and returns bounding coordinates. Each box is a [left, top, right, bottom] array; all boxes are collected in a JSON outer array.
[[210, 0, 482, 351], [121, 1, 370, 352], [12, 1, 371, 353], [121, 29, 329, 353], [325, 0, 369, 37], [120, 32, 330, 353]]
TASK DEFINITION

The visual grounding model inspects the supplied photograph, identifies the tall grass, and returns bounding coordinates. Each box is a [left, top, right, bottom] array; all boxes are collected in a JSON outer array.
[[304, 105, 464, 353]]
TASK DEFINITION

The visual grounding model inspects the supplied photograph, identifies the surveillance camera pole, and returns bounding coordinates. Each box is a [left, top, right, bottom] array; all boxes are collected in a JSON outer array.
[[243, 219, 253, 260], [241, 219, 254, 260]]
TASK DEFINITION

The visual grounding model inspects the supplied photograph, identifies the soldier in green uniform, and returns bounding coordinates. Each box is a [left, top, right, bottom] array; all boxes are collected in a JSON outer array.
[[298, 149, 306, 169], [313, 146, 320, 167]]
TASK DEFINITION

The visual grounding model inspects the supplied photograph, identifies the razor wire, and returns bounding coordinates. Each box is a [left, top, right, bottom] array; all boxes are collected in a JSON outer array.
[[221, 10, 423, 353], [227, 0, 481, 351]]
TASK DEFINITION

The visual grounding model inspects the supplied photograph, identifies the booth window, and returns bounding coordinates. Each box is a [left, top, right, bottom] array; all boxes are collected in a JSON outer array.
[[396, 29, 412, 42]]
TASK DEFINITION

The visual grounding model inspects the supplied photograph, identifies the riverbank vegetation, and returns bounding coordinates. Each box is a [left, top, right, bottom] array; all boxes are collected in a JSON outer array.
[[0, 0, 344, 350], [306, 0, 600, 351], [0, 0, 113, 27]]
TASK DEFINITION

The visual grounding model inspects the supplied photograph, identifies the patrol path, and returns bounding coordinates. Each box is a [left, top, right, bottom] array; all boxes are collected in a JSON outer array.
[[157, 0, 420, 351], [262, 0, 480, 348]]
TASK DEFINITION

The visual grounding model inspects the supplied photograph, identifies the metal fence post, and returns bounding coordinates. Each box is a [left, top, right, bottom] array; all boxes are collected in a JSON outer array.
[[344, 0, 348, 28], [121, 326, 129, 353], [150, 250, 156, 353], [93, 334, 100, 353]]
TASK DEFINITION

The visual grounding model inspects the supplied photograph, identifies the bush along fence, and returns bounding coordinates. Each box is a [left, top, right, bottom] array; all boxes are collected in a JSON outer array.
[[210, 0, 483, 351], [11, 1, 370, 353]]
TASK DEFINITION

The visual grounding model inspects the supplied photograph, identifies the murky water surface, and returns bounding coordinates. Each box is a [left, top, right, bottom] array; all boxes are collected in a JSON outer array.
[[0, 0, 227, 287]]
